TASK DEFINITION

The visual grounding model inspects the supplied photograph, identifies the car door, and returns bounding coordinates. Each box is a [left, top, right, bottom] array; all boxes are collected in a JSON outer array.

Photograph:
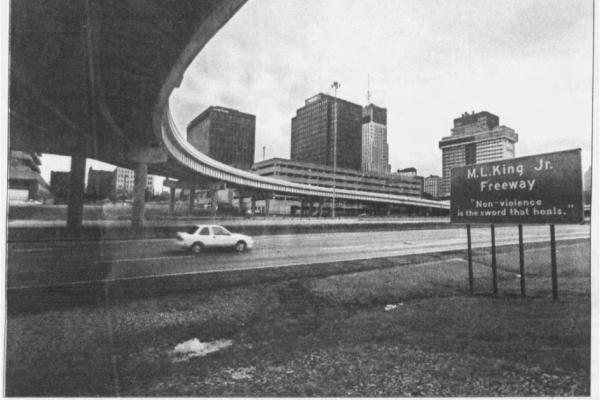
[[196, 226, 216, 248], [211, 225, 235, 247]]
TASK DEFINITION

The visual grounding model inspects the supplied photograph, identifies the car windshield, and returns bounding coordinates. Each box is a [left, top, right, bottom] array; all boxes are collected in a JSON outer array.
[[186, 226, 198, 234]]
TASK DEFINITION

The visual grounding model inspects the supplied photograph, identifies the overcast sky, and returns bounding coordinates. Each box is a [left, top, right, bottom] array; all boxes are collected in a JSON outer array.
[[42, 0, 594, 182]]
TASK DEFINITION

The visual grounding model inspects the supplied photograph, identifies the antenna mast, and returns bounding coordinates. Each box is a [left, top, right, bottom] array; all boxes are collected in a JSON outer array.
[[366, 74, 371, 103]]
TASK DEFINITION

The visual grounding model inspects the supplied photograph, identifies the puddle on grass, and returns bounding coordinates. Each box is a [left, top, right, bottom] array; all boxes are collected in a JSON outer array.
[[171, 338, 233, 362]]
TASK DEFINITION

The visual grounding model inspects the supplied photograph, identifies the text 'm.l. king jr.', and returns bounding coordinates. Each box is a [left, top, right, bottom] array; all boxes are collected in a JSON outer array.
[[450, 149, 583, 224]]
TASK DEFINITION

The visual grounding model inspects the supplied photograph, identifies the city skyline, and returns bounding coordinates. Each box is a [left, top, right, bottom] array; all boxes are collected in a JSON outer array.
[[169, 0, 593, 176], [40, 0, 593, 184]]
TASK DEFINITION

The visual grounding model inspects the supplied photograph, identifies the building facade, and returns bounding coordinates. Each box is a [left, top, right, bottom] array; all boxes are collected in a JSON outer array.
[[438, 111, 518, 197], [291, 93, 363, 171], [114, 167, 155, 197], [187, 106, 256, 170], [252, 158, 422, 197], [361, 104, 389, 174], [8, 151, 52, 202], [423, 175, 442, 199]]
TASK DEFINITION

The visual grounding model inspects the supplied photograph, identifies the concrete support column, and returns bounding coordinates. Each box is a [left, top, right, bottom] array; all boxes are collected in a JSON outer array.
[[169, 187, 176, 215], [251, 197, 256, 215], [265, 197, 271, 216], [318, 199, 324, 217], [210, 190, 219, 216], [131, 163, 147, 228], [67, 153, 86, 229], [188, 187, 196, 215], [386, 204, 392, 217]]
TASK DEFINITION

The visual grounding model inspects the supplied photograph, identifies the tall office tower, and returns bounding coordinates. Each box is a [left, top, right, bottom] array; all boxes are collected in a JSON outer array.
[[291, 93, 363, 171], [187, 106, 256, 170], [361, 104, 389, 174], [438, 111, 518, 197]]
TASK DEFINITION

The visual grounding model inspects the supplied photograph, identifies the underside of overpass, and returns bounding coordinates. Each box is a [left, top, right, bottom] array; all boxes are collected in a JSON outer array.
[[9, 0, 449, 228]]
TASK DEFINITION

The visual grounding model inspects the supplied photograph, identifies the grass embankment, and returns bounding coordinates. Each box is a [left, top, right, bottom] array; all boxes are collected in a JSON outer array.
[[5, 241, 590, 396], [8, 202, 214, 221]]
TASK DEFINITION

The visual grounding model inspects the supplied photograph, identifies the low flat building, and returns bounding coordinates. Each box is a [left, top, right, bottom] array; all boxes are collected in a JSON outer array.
[[251, 158, 422, 197]]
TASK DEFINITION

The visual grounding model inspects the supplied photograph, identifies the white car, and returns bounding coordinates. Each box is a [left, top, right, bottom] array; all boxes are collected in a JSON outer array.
[[176, 224, 254, 254]]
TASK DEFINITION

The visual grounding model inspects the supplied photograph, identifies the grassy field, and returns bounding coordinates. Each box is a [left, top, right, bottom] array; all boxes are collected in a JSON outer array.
[[5, 240, 590, 396]]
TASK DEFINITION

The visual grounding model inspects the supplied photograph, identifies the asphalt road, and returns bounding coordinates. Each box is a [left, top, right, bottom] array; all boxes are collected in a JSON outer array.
[[7, 224, 590, 288]]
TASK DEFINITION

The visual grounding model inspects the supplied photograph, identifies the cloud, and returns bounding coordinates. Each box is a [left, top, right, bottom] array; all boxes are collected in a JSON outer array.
[[168, 0, 593, 176]]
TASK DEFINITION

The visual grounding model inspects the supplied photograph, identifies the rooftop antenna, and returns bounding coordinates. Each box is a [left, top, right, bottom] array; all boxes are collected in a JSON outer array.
[[366, 74, 371, 104]]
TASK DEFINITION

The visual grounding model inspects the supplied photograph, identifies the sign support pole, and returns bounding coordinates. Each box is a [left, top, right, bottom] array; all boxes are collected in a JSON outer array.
[[491, 224, 498, 296], [467, 224, 473, 294], [518, 224, 526, 297], [550, 224, 558, 301]]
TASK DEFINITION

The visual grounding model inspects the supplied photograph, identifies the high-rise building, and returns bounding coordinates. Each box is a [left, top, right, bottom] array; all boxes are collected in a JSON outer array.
[[424, 175, 442, 199], [361, 104, 389, 174], [438, 111, 518, 197], [291, 93, 363, 171], [187, 106, 256, 170]]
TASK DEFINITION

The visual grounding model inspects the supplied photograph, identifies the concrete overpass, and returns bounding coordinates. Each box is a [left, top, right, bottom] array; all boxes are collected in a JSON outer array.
[[10, 0, 449, 228]]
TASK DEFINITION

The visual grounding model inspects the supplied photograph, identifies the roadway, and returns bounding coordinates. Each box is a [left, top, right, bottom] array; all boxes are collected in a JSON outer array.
[[7, 224, 590, 289]]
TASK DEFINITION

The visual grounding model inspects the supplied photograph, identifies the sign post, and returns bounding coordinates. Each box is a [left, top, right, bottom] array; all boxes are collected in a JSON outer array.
[[490, 224, 498, 295], [518, 224, 526, 297], [550, 224, 558, 300], [467, 224, 473, 294], [450, 149, 583, 299]]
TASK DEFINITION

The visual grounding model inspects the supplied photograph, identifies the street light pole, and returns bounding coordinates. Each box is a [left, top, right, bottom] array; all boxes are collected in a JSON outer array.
[[331, 81, 341, 218]]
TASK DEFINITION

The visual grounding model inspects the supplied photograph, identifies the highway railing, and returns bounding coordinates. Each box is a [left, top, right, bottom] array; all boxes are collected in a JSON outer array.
[[160, 109, 450, 210]]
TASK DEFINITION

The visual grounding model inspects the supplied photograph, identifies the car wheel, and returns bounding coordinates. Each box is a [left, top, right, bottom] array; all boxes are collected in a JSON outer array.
[[235, 241, 247, 252], [191, 243, 203, 254]]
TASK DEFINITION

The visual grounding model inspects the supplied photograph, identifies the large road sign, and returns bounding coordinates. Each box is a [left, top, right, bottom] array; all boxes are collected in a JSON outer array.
[[451, 149, 583, 224]]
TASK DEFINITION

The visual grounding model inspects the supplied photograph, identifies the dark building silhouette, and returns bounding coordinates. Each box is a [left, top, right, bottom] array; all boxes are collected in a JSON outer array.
[[86, 167, 116, 200], [291, 93, 363, 171], [50, 171, 71, 203], [187, 106, 256, 170]]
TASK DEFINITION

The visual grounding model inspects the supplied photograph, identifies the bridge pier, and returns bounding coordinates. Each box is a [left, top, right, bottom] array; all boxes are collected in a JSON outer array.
[[66, 153, 86, 229], [318, 199, 324, 217], [188, 187, 196, 215], [131, 163, 147, 228], [129, 147, 167, 227], [169, 187, 176, 215], [210, 189, 219, 216]]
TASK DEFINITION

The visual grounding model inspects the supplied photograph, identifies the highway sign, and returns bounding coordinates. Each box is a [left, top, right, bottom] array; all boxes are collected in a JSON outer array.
[[450, 149, 583, 224]]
